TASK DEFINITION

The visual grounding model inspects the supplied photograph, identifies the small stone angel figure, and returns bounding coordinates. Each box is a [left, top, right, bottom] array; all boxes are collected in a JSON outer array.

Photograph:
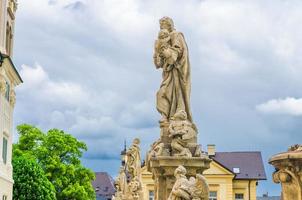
[[154, 29, 176, 72], [169, 166, 209, 200], [150, 140, 165, 157], [168, 110, 196, 157], [168, 166, 191, 200], [189, 174, 209, 200]]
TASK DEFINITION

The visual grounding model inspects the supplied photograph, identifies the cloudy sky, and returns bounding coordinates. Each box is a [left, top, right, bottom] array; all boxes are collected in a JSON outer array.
[[13, 0, 302, 196]]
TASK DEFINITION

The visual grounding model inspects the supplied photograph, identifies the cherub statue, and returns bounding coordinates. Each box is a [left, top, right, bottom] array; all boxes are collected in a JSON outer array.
[[189, 174, 209, 200], [169, 110, 196, 157], [154, 29, 175, 72], [168, 165, 191, 200], [149, 140, 165, 157], [169, 166, 209, 200]]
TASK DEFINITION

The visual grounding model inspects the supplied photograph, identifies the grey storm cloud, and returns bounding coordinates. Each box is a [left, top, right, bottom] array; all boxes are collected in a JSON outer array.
[[13, 0, 302, 195]]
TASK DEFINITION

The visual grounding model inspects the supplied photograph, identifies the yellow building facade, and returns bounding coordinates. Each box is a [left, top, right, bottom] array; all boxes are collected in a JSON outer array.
[[142, 146, 266, 200]]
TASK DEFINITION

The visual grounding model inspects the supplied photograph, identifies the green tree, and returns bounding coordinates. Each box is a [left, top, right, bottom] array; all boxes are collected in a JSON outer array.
[[14, 124, 96, 200], [12, 154, 56, 200]]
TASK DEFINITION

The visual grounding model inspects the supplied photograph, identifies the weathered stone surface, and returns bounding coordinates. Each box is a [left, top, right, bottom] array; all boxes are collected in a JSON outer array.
[[154, 16, 193, 123], [113, 139, 143, 200], [269, 144, 302, 200], [148, 17, 211, 200], [168, 166, 209, 200], [149, 156, 211, 200]]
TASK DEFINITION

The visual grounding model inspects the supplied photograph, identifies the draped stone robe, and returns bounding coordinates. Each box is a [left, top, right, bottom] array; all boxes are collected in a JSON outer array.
[[156, 30, 193, 122]]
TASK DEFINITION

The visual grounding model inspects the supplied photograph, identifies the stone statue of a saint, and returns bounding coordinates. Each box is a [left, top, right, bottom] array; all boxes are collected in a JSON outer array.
[[154, 16, 193, 123], [126, 138, 141, 180]]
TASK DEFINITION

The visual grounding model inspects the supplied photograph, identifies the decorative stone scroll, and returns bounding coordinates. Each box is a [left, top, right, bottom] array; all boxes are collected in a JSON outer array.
[[269, 144, 302, 200], [0, 73, 6, 95], [9, 89, 16, 106]]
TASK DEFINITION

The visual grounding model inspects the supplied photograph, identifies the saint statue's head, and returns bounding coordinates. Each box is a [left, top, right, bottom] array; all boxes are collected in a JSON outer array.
[[133, 138, 140, 145], [159, 16, 175, 32]]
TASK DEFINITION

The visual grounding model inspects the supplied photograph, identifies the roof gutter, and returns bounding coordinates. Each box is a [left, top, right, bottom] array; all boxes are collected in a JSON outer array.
[[0, 52, 23, 83], [248, 180, 251, 200]]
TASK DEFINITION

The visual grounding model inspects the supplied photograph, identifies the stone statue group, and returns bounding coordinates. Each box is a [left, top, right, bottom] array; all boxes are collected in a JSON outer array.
[[114, 17, 211, 200], [111, 16, 302, 200]]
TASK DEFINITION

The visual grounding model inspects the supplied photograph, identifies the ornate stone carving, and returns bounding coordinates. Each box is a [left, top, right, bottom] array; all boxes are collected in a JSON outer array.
[[128, 176, 142, 200], [149, 140, 165, 157], [169, 110, 197, 157], [9, 89, 16, 106], [269, 145, 302, 200], [288, 144, 302, 152], [168, 166, 209, 200], [0, 73, 6, 95], [113, 139, 143, 200], [126, 138, 141, 180]]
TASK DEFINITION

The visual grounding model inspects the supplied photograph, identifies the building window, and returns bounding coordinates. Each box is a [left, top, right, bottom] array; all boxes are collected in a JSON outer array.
[[5, 81, 10, 101], [235, 193, 244, 200], [149, 190, 154, 200], [2, 137, 8, 164], [209, 191, 217, 200], [3, 195, 8, 200]]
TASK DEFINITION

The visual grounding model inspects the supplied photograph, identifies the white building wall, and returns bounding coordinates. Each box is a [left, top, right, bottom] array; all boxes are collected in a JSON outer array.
[[0, 1, 19, 199], [0, 73, 14, 200]]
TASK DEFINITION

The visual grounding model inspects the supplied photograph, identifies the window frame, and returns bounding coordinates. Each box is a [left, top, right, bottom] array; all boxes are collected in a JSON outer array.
[[209, 191, 217, 200], [149, 190, 154, 200], [235, 193, 244, 200]]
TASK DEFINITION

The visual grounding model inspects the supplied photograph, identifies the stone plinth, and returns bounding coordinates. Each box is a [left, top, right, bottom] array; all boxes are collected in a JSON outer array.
[[269, 147, 302, 200], [149, 155, 211, 200]]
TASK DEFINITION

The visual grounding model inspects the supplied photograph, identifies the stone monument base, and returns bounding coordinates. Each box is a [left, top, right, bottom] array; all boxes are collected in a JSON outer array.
[[149, 155, 211, 200]]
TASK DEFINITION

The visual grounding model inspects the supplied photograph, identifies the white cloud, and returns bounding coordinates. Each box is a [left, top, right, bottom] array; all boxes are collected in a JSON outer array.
[[256, 97, 302, 116], [19, 64, 88, 106]]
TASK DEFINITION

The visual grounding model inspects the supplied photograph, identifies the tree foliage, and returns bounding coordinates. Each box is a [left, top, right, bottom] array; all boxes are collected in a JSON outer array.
[[12, 154, 56, 200], [14, 124, 96, 200]]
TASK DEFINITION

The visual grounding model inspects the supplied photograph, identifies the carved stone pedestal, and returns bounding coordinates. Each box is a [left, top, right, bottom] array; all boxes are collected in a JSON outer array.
[[149, 155, 211, 200], [269, 145, 302, 200]]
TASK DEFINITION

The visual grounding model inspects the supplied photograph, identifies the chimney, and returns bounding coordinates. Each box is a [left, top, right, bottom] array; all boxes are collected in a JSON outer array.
[[207, 144, 216, 157]]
